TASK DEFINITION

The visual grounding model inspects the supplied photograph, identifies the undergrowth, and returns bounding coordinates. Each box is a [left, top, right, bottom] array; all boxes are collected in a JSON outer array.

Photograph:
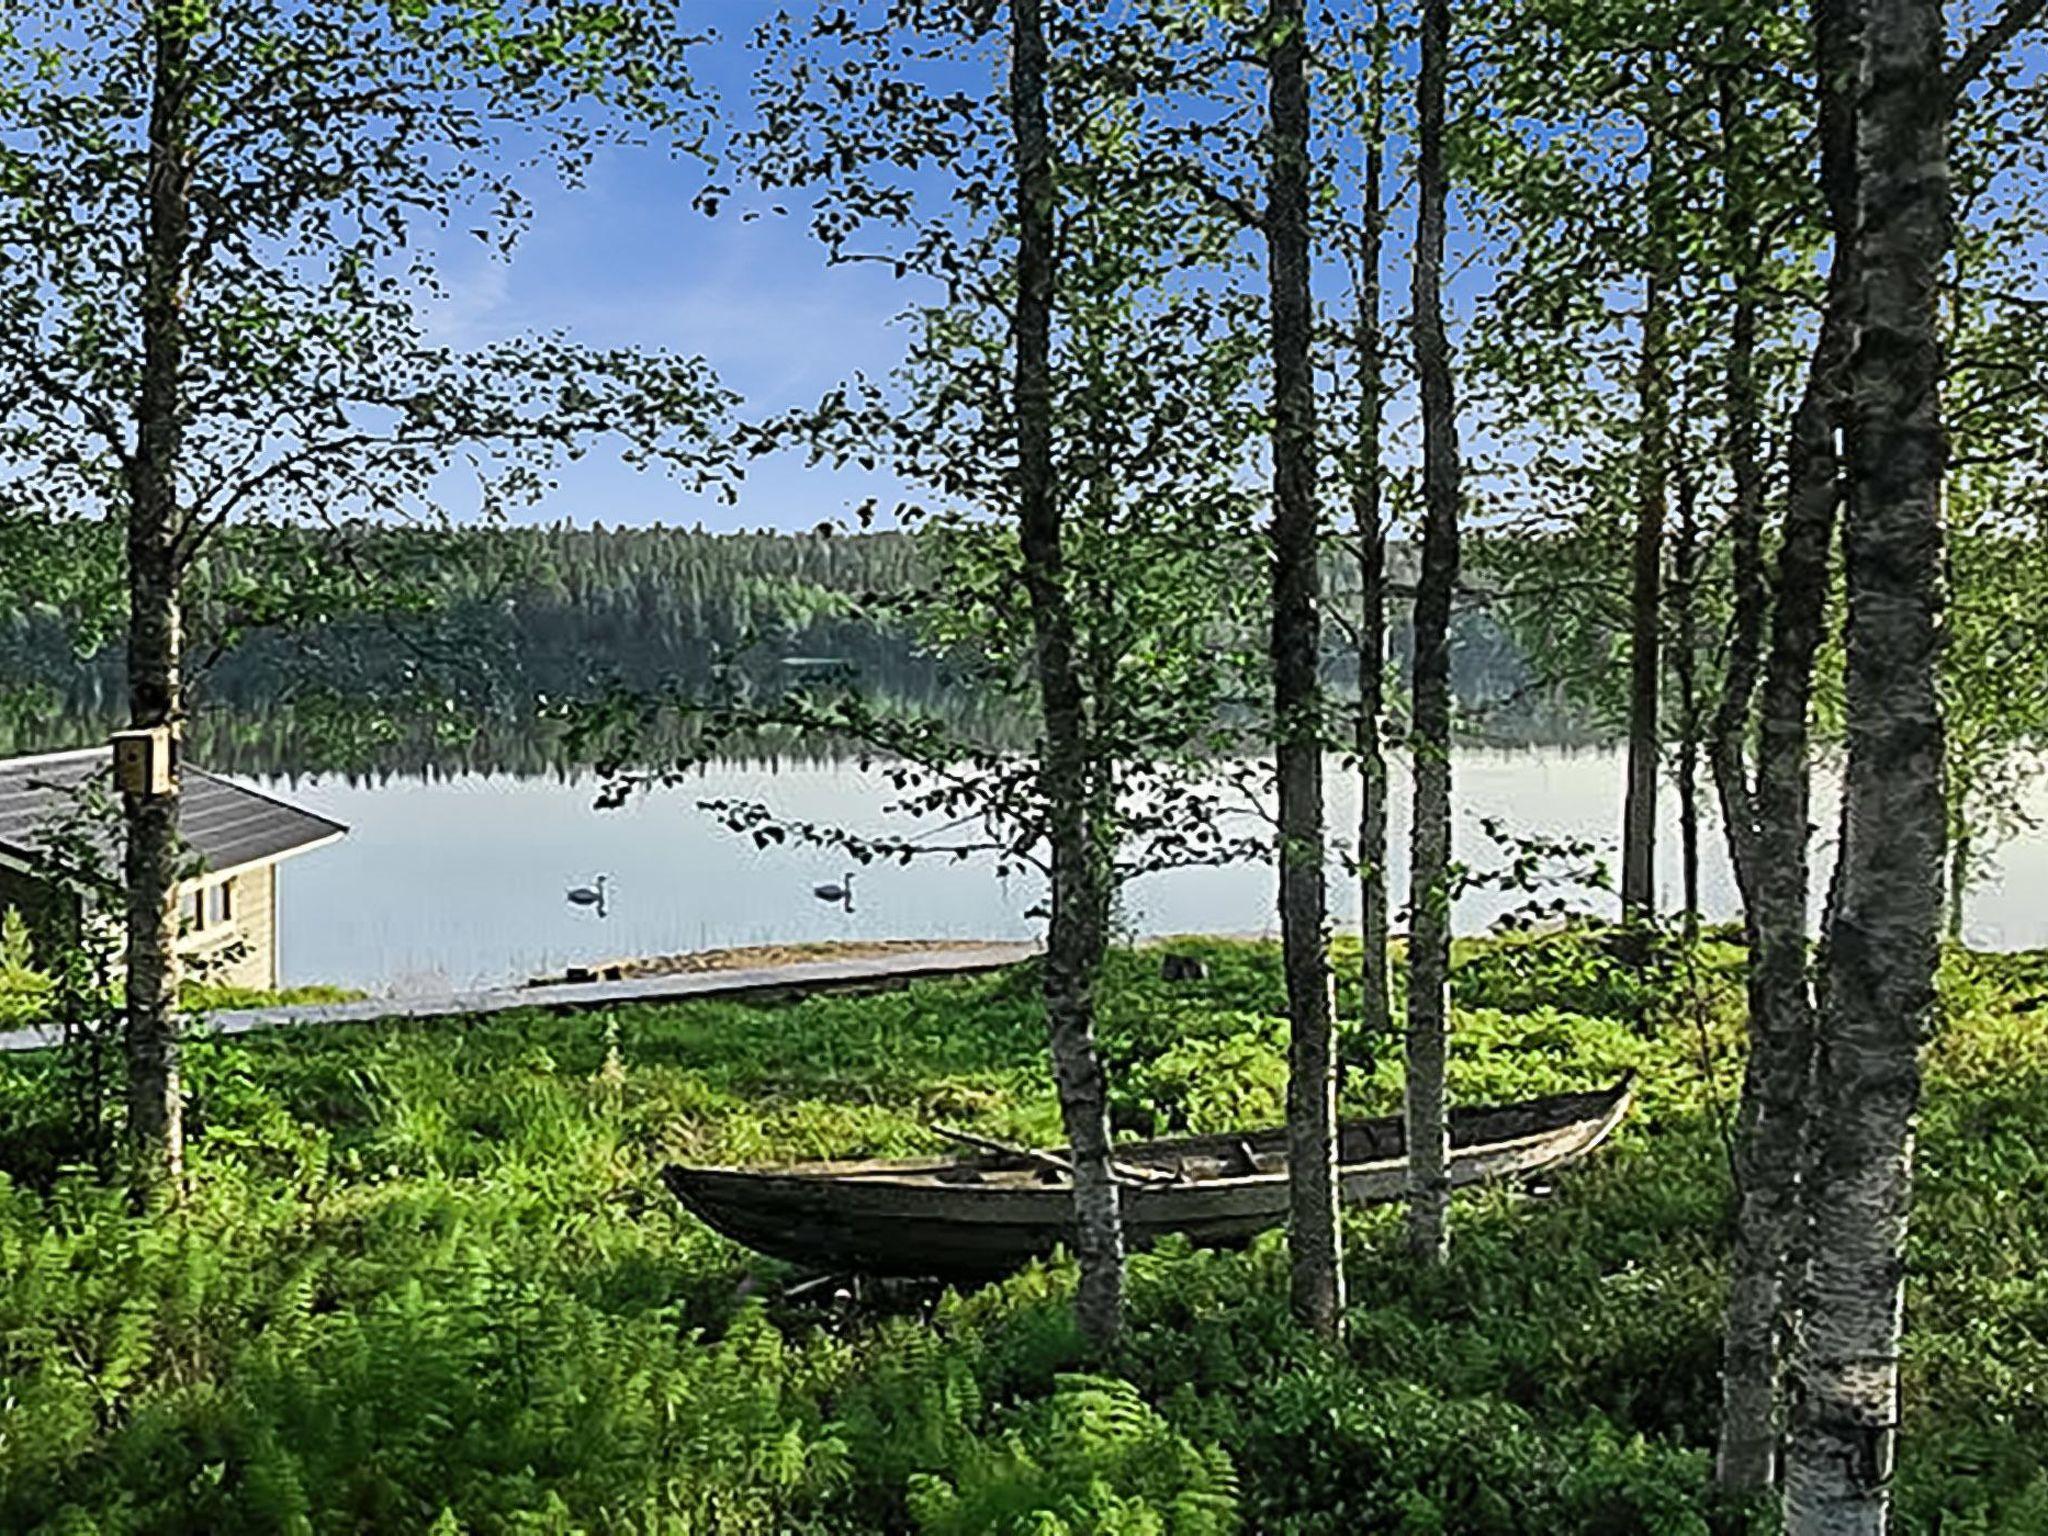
[[0, 933, 2041, 1532]]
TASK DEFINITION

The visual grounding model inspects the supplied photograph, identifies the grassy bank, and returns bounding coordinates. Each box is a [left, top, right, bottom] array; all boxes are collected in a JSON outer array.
[[1, 935, 2043, 1532], [0, 979, 364, 1031]]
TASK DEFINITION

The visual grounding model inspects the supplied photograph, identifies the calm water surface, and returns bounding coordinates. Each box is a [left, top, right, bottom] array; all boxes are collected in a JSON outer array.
[[256, 748, 2048, 994]]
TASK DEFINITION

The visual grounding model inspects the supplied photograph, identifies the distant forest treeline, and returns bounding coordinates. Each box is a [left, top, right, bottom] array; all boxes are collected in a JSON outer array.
[[2, 522, 1586, 773]]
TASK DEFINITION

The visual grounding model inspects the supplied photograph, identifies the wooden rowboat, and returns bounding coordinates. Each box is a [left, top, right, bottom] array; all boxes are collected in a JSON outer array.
[[662, 1077, 1634, 1281]]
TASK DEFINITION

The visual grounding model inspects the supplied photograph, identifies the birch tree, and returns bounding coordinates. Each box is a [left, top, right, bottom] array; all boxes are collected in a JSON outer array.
[[1340, 4, 1396, 1077], [1260, 0, 1343, 1334], [1782, 0, 2046, 1524], [0, 0, 730, 1188], [1714, 0, 1863, 1485], [1617, 47, 1680, 925], [1403, 0, 1460, 1265], [1462, 2, 1805, 941], [1781, 0, 1949, 1505], [1718, 0, 2048, 1496], [1935, 110, 2048, 939], [727, 0, 1263, 1345], [1008, 0, 1126, 1345]]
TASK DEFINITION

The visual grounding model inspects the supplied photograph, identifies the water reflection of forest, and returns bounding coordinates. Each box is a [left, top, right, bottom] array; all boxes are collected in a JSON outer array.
[[13, 689, 1601, 782], [8, 694, 1027, 782], [5, 523, 1595, 778]]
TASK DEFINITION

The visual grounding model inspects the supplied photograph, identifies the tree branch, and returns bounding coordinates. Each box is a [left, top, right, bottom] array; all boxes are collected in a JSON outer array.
[[1946, 0, 2047, 102]]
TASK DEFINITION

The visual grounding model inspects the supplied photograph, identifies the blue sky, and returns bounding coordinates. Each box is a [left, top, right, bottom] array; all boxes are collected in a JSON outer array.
[[419, 22, 933, 534], [414, 7, 1455, 539], [433, 4, 2045, 537]]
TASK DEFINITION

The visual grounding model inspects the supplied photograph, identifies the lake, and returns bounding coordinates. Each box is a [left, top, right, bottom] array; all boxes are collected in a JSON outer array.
[[257, 747, 2048, 994]]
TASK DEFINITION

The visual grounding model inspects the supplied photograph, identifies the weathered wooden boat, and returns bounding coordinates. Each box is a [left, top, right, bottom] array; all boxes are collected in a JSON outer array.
[[662, 1077, 1633, 1281]]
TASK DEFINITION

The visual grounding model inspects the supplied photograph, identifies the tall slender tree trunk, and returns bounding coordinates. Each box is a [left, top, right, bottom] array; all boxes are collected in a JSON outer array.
[[1265, 0, 1341, 1336], [1716, 0, 1862, 1490], [1009, 0, 1123, 1347], [124, 8, 194, 1191], [1404, 0, 1460, 1267], [1784, 0, 1948, 1523], [1944, 808, 1969, 943], [1672, 450, 1702, 941], [1621, 266, 1670, 924], [1354, 20, 1392, 1068], [1708, 70, 1768, 914]]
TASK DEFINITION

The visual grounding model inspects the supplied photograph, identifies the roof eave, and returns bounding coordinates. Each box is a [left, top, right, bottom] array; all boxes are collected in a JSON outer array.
[[0, 829, 346, 885]]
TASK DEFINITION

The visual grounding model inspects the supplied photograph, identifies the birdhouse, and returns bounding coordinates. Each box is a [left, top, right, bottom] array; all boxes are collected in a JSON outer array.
[[111, 726, 175, 797]]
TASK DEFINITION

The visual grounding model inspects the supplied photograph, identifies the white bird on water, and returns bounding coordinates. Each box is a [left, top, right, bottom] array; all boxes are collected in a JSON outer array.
[[812, 872, 855, 909], [567, 874, 609, 917]]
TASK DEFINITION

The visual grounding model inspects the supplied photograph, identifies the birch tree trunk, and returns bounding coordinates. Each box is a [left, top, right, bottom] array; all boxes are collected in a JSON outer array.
[[1404, 0, 1460, 1267], [1708, 66, 1768, 914], [1265, 0, 1342, 1336], [1715, 0, 1861, 1489], [1621, 270, 1669, 924], [1944, 813, 1969, 943], [124, 7, 194, 1191], [1783, 0, 1948, 1522], [1672, 455, 1702, 941], [1009, 0, 1124, 1347], [1354, 30, 1392, 1069]]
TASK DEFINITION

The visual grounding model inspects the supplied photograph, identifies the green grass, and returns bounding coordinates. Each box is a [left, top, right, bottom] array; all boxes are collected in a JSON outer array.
[[0, 978, 367, 1029], [0, 934, 2042, 1532], [180, 981, 369, 1011]]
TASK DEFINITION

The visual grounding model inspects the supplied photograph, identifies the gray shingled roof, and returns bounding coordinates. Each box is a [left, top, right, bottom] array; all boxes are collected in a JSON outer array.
[[0, 749, 346, 876]]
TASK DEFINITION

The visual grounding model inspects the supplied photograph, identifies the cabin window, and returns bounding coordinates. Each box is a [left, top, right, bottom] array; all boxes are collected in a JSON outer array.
[[180, 880, 233, 934]]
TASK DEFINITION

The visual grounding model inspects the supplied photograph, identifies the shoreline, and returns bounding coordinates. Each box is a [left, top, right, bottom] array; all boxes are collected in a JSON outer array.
[[524, 936, 1031, 988]]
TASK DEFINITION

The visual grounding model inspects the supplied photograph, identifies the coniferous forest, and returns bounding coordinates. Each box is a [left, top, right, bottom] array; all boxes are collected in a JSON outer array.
[[3, 521, 1564, 772]]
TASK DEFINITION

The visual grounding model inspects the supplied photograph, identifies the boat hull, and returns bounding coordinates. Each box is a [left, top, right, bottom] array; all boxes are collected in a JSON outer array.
[[663, 1079, 1632, 1281]]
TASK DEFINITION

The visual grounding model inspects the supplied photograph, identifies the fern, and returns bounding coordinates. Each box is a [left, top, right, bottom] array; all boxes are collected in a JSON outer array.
[[905, 1376, 1237, 1536], [0, 939, 2043, 1530], [0, 905, 34, 975]]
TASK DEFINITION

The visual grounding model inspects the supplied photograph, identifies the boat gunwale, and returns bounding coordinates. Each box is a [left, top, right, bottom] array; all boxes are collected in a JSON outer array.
[[665, 1076, 1634, 1209]]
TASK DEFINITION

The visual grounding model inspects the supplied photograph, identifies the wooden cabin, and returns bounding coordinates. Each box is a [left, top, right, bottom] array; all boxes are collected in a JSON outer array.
[[0, 748, 345, 992]]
